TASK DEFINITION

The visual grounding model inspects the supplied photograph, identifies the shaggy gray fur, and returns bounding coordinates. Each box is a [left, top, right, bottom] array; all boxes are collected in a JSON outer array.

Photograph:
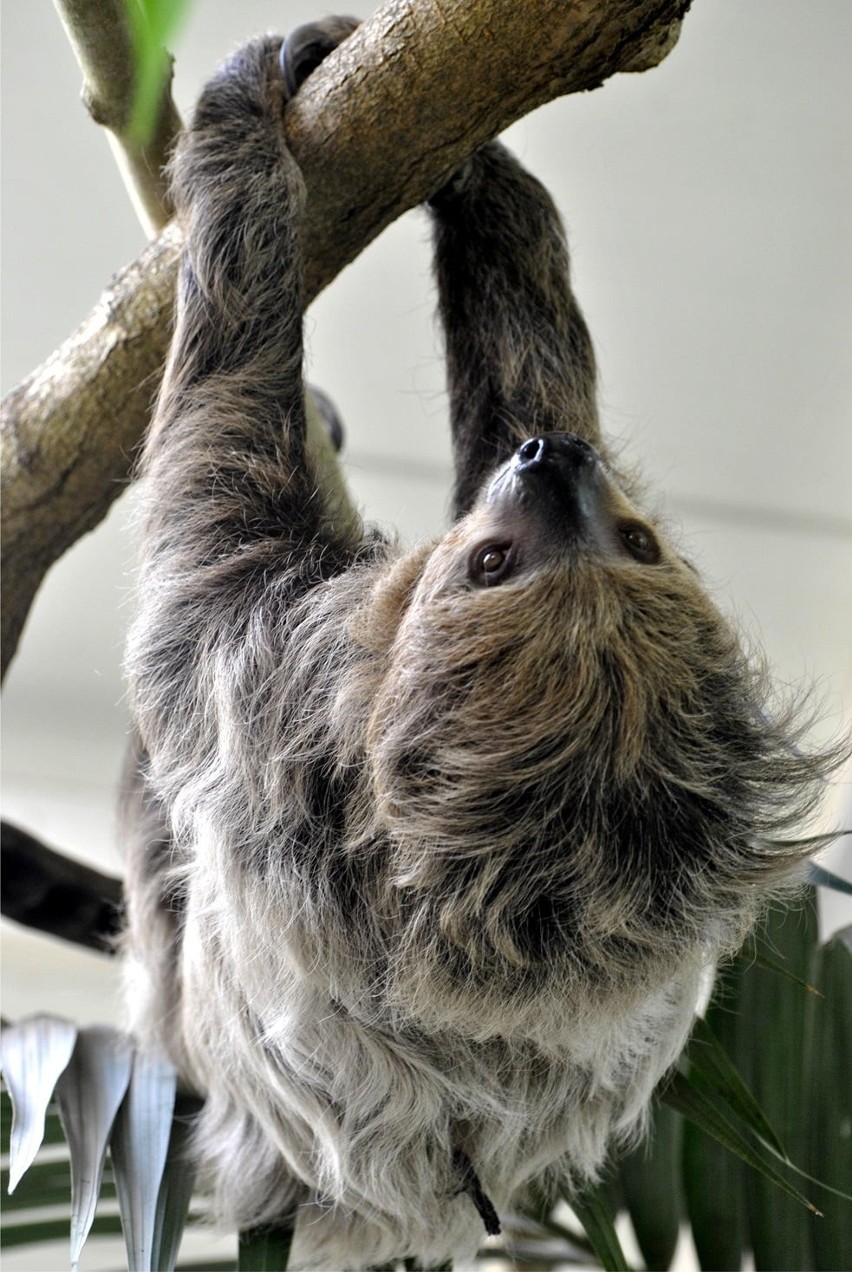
[[122, 29, 840, 1269]]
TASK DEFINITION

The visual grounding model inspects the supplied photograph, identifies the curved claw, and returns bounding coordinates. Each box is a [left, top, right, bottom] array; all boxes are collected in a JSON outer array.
[[279, 15, 360, 99], [308, 385, 345, 454]]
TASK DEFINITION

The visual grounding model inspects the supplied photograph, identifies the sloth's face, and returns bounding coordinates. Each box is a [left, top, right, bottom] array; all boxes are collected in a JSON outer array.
[[373, 435, 719, 790], [400, 433, 692, 607], [363, 435, 827, 1008], [475, 431, 668, 577]]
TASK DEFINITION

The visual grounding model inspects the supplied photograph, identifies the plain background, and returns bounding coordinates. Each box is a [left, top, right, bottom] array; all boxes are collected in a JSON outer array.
[[1, 1, 850, 1267]]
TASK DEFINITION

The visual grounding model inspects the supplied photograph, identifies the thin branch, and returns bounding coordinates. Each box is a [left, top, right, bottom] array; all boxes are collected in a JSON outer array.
[[53, 0, 182, 234], [1, 0, 691, 679]]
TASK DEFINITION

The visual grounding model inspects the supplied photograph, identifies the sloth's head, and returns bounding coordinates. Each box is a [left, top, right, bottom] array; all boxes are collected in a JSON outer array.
[[361, 433, 839, 1023]]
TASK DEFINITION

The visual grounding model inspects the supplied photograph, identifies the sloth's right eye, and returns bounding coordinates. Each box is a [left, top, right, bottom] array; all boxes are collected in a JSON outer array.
[[618, 521, 661, 565], [471, 543, 514, 586]]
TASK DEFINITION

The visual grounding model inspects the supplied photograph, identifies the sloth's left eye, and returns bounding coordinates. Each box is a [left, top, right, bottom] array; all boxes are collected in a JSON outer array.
[[618, 522, 661, 565], [471, 544, 514, 586]]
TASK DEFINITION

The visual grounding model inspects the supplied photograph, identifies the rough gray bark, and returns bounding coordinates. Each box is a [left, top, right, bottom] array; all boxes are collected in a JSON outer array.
[[1, 0, 691, 679]]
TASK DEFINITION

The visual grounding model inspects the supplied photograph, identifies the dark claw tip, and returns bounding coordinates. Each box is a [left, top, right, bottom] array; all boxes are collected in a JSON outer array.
[[279, 17, 360, 99], [309, 385, 345, 454]]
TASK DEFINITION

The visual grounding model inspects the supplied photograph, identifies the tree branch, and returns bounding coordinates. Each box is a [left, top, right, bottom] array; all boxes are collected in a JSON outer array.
[[1, 0, 691, 679], [1, 225, 182, 679], [53, 0, 182, 233], [1, 820, 123, 952]]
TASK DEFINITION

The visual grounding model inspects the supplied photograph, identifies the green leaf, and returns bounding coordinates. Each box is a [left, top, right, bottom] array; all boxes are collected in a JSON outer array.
[[170, 1263, 236, 1271], [1, 1156, 73, 1209], [0, 1212, 125, 1249], [804, 927, 852, 1271], [618, 1102, 682, 1271], [685, 1013, 786, 1159], [736, 938, 822, 996], [125, 0, 191, 143], [681, 971, 748, 1271], [0, 1015, 77, 1191], [110, 1046, 178, 1272], [568, 1187, 630, 1272], [237, 1218, 296, 1271], [1, 1155, 117, 1210], [736, 892, 819, 1269], [55, 1025, 134, 1271], [663, 1069, 820, 1217], [806, 862, 852, 896], [150, 1093, 203, 1272]]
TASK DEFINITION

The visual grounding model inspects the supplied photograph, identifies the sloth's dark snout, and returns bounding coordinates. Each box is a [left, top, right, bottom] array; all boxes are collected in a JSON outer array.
[[508, 432, 605, 542], [515, 433, 597, 478]]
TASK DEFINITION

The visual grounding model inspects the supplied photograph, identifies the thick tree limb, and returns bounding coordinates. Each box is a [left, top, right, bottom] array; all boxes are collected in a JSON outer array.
[[1, 225, 183, 678], [288, 0, 688, 299], [53, 0, 182, 233], [1, 0, 691, 679]]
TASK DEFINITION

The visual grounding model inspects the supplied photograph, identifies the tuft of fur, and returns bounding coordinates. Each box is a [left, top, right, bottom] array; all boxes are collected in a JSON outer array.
[[121, 30, 843, 1270]]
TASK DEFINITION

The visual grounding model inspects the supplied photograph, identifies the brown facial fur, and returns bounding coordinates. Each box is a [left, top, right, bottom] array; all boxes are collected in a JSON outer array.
[[364, 496, 830, 1035]]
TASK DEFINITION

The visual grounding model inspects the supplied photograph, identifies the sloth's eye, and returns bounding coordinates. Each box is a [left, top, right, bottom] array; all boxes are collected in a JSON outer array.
[[618, 522, 661, 565], [471, 544, 513, 586]]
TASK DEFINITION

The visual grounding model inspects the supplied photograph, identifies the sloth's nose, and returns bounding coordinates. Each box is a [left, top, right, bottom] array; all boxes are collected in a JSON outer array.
[[515, 433, 596, 474], [516, 436, 548, 467]]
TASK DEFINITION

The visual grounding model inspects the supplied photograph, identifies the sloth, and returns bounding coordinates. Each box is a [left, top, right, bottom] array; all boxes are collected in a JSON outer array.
[[121, 22, 839, 1270]]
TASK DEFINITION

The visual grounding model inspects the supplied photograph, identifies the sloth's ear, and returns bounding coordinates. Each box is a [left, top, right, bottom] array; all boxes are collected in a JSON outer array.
[[356, 545, 434, 655]]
